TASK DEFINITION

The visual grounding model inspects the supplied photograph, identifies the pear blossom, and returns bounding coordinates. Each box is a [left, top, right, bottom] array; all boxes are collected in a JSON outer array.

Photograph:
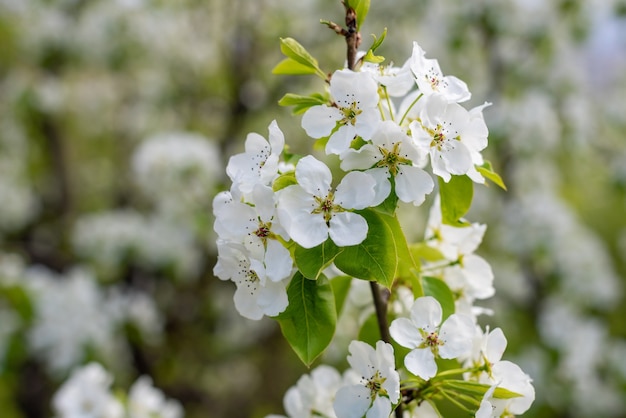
[[409, 94, 489, 183], [409, 42, 470, 103], [128, 376, 183, 418], [213, 242, 289, 320], [333, 340, 400, 418], [463, 326, 508, 382], [424, 199, 495, 312], [213, 185, 293, 283], [362, 59, 415, 98], [52, 362, 124, 418], [389, 296, 474, 380], [476, 361, 535, 417], [277, 155, 377, 249], [226, 120, 285, 195], [266, 365, 343, 418], [302, 69, 381, 155], [340, 120, 434, 206]]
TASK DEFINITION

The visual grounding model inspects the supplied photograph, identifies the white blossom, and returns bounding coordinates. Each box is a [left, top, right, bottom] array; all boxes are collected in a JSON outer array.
[[302, 69, 381, 155], [52, 363, 124, 418], [340, 120, 434, 206], [390, 296, 474, 380], [333, 340, 400, 418], [277, 155, 377, 248]]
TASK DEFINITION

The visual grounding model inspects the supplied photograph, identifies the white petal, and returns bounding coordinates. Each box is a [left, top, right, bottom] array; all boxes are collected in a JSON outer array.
[[462, 255, 495, 299], [267, 119, 285, 152], [347, 340, 376, 376], [492, 361, 535, 414], [265, 240, 293, 282], [277, 185, 316, 232], [329, 212, 368, 247], [333, 385, 371, 418], [365, 168, 392, 207], [302, 106, 341, 139], [442, 141, 473, 176], [233, 285, 264, 320], [405, 348, 437, 380], [410, 296, 443, 331], [326, 124, 356, 155], [389, 317, 423, 349], [439, 313, 475, 359], [442, 75, 471, 103], [289, 212, 329, 249], [331, 69, 379, 108], [366, 397, 391, 418], [277, 185, 328, 248], [335, 171, 376, 209], [395, 165, 434, 206], [251, 184, 277, 223], [295, 156, 332, 196], [339, 145, 379, 171], [355, 108, 382, 140], [485, 328, 507, 364], [257, 279, 289, 317]]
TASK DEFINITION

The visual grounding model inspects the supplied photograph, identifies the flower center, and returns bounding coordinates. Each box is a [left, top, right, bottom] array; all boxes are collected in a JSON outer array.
[[340, 101, 362, 126], [312, 191, 343, 224], [376, 142, 412, 176], [364, 370, 388, 399], [254, 221, 272, 240]]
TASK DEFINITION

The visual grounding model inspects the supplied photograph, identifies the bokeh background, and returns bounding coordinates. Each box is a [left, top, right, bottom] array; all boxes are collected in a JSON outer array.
[[1, 0, 625, 417]]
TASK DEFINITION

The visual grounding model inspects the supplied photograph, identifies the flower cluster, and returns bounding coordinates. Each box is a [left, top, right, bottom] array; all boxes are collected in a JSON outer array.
[[53, 362, 183, 418], [214, 22, 535, 415]]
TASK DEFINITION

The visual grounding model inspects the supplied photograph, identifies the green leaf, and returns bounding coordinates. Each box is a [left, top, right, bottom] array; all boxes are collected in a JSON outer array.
[[273, 58, 319, 76], [476, 161, 507, 190], [294, 240, 342, 280], [362, 49, 385, 64], [272, 172, 297, 191], [278, 38, 325, 79], [276, 272, 337, 366], [334, 209, 398, 288], [278, 92, 328, 114], [422, 276, 455, 321], [441, 380, 522, 400], [438, 175, 473, 226], [370, 28, 387, 51], [330, 275, 352, 316]]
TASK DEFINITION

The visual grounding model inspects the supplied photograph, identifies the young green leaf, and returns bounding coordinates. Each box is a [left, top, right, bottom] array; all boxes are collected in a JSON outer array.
[[438, 175, 473, 226], [278, 93, 328, 114], [278, 38, 325, 79], [294, 240, 342, 280], [272, 172, 297, 191], [441, 380, 522, 399], [476, 161, 507, 190], [276, 272, 337, 366], [334, 209, 398, 288], [273, 58, 319, 76]]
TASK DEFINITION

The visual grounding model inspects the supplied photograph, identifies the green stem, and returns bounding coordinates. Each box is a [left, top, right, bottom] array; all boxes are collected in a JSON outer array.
[[398, 93, 423, 126]]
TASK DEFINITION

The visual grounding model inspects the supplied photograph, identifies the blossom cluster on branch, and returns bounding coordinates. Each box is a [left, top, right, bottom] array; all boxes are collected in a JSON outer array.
[[213, 1, 534, 417]]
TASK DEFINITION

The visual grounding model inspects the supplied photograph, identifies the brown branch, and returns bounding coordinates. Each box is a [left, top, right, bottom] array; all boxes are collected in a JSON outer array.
[[369, 281, 392, 343], [344, 6, 360, 71]]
